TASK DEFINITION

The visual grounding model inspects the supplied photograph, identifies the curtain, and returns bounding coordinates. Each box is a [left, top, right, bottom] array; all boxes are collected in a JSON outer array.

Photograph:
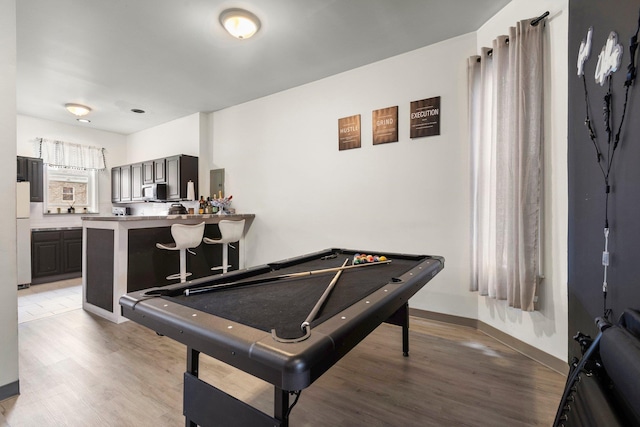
[[468, 19, 544, 311], [37, 138, 107, 170]]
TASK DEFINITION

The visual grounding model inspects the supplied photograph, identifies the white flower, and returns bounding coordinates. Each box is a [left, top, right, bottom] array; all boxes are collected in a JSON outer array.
[[595, 31, 623, 86]]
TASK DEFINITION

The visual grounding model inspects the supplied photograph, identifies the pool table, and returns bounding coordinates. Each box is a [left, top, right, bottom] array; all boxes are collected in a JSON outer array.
[[120, 248, 444, 427]]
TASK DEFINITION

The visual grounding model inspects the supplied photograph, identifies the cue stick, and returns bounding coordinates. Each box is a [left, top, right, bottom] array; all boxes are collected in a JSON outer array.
[[301, 258, 349, 329], [184, 258, 392, 296], [271, 258, 348, 343]]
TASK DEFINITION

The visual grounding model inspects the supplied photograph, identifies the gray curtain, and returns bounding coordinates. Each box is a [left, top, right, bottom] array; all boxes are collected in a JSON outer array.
[[468, 19, 544, 311]]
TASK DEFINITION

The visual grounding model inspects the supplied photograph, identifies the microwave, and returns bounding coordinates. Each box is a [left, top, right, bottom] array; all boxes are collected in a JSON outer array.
[[141, 183, 167, 201]]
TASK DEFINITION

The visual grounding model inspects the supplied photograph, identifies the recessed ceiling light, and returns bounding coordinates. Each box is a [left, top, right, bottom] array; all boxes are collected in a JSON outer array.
[[220, 8, 261, 39], [65, 103, 91, 116], [131, 108, 145, 114], [77, 118, 91, 123]]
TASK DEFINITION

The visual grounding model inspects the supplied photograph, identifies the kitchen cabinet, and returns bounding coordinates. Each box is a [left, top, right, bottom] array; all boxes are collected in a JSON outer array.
[[143, 159, 166, 184], [120, 165, 132, 202], [111, 165, 132, 203], [111, 167, 121, 202], [17, 157, 28, 181], [112, 155, 197, 203], [154, 158, 166, 182], [28, 158, 44, 202], [131, 163, 143, 200], [62, 229, 83, 273], [142, 161, 154, 185], [31, 228, 82, 284], [17, 156, 43, 202], [166, 156, 180, 200], [166, 155, 198, 200]]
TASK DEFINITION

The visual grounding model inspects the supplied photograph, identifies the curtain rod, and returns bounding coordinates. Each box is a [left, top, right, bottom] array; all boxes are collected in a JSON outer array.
[[475, 11, 550, 62], [531, 11, 549, 27]]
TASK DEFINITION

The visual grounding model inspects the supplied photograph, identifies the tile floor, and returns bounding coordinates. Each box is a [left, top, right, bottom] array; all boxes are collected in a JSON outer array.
[[17, 278, 82, 323]]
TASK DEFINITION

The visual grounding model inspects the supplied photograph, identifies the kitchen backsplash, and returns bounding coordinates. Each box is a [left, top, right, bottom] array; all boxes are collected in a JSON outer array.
[[29, 200, 203, 229]]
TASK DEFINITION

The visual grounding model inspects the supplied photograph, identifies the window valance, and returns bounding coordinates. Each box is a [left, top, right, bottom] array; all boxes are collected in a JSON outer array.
[[36, 138, 107, 170]]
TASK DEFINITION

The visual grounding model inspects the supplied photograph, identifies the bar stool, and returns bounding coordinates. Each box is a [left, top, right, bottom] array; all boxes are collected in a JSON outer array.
[[156, 222, 205, 282], [203, 219, 245, 274]]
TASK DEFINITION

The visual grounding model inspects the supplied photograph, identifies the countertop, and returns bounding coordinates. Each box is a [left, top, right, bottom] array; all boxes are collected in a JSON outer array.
[[81, 213, 255, 222], [32, 227, 83, 232]]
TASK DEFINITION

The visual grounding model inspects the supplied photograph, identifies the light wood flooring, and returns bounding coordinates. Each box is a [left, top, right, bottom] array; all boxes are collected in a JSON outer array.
[[2, 282, 566, 426]]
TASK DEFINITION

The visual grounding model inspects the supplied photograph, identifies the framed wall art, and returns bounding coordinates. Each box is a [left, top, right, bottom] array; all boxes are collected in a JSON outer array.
[[338, 114, 361, 150], [410, 96, 440, 138], [372, 106, 398, 145]]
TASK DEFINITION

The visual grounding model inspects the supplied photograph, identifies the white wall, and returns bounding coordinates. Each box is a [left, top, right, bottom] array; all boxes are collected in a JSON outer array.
[[6, 0, 568, 368], [0, 0, 19, 395], [16, 115, 128, 228], [212, 33, 479, 320], [210, 0, 569, 362], [476, 0, 569, 360], [125, 112, 202, 163]]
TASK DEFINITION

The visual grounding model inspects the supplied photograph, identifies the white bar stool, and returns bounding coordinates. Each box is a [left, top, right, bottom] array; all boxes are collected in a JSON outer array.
[[156, 222, 205, 282], [203, 219, 245, 274]]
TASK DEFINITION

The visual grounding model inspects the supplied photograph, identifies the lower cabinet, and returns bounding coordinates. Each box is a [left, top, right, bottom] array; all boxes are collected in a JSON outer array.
[[32, 228, 82, 284]]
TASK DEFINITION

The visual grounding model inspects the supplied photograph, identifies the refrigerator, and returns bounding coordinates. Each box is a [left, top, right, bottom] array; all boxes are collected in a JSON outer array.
[[17, 182, 31, 288]]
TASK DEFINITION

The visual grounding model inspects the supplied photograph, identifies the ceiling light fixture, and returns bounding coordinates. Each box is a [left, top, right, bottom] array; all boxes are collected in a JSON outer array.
[[65, 103, 91, 117], [220, 8, 261, 39], [77, 118, 91, 123]]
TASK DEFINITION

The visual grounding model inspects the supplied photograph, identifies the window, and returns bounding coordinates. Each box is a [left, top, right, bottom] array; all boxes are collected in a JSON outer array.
[[62, 186, 75, 202], [45, 166, 99, 214]]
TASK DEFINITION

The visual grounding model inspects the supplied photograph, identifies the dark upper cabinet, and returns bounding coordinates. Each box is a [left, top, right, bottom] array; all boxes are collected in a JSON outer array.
[[144, 159, 165, 184], [17, 156, 43, 202], [120, 165, 132, 202], [27, 158, 44, 202], [131, 163, 143, 200], [111, 165, 134, 202], [111, 167, 121, 202], [17, 157, 28, 181], [142, 161, 154, 185], [154, 158, 166, 183], [112, 155, 197, 203], [166, 155, 198, 200], [166, 156, 180, 200]]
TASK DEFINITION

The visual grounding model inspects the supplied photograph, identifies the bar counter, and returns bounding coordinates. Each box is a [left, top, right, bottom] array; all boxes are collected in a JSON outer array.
[[82, 214, 255, 323]]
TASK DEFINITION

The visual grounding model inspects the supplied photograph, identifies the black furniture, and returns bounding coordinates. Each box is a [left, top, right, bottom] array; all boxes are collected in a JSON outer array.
[[120, 248, 444, 427], [31, 228, 82, 284], [17, 156, 43, 202], [111, 154, 198, 203], [554, 308, 640, 426]]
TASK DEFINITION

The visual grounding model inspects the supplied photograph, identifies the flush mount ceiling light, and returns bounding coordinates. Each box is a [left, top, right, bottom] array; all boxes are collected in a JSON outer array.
[[220, 8, 261, 39], [65, 103, 91, 117], [77, 118, 91, 123]]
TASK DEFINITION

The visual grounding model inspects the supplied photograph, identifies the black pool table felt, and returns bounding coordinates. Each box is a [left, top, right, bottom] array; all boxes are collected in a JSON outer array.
[[164, 255, 418, 339]]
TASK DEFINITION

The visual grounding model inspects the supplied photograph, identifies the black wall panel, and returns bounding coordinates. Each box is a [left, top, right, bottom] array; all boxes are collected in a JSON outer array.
[[568, 0, 640, 359]]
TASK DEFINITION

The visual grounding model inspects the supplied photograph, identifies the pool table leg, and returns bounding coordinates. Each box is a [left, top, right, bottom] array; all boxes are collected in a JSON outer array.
[[274, 387, 290, 427], [401, 304, 409, 357], [186, 347, 200, 427], [385, 302, 410, 356]]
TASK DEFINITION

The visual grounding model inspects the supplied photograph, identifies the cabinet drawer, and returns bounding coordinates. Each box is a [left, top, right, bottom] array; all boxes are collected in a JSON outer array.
[[63, 229, 82, 240], [32, 230, 61, 242]]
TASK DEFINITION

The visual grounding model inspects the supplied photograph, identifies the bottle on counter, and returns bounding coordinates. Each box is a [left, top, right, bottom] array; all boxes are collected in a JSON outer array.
[[198, 195, 205, 214], [205, 197, 213, 214]]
